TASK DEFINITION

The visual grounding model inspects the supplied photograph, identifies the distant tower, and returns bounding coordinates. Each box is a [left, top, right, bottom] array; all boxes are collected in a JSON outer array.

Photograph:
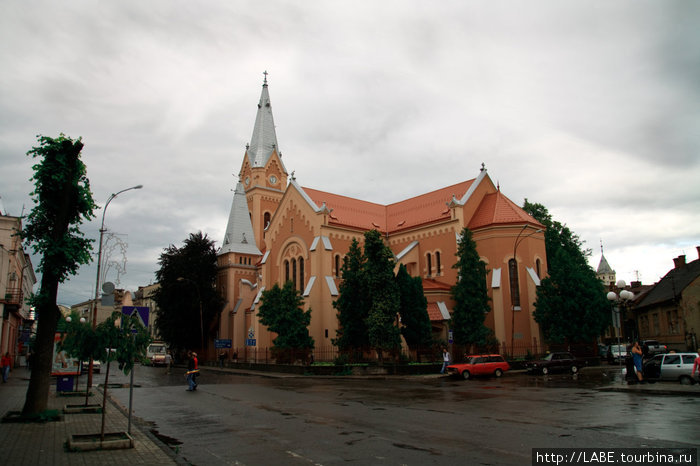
[[596, 240, 616, 286]]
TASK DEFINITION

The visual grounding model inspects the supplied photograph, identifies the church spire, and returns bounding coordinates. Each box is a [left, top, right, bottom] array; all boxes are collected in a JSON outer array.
[[219, 182, 262, 257], [245, 71, 286, 172]]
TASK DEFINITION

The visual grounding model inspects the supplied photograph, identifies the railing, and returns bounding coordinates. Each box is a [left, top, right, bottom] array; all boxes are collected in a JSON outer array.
[[1, 287, 22, 306]]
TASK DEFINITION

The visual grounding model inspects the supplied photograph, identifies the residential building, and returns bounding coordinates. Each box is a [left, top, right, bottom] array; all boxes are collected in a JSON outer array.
[[216, 77, 547, 360], [634, 248, 700, 352], [0, 207, 37, 366]]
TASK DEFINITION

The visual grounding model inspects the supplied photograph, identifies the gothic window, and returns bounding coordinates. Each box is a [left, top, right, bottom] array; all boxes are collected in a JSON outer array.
[[509, 258, 520, 308], [427, 253, 432, 276], [334, 254, 340, 278], [284, 260, 290, 284], [299, 257, 305, 291], [536, 258, 541, 278], [436, 251, 441, 276], [264, 212, 271, 230], [292, 258, 297, 290]]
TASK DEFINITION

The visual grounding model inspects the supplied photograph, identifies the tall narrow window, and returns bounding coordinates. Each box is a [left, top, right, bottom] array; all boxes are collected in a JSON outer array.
[[299, 257, 305, 292], [264, 212, 271, 229], [427, 253, 432, 276], [292, 258, 297, 290], [285, 260, 290, 284], [509, 258, 520, 308], [536, 258, 541, 278], [334, 254, 340, 278], [436, 251, 441, 276]]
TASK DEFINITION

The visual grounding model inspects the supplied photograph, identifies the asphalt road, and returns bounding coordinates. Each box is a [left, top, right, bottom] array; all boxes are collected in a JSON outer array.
[[104, 365, 699, 465]]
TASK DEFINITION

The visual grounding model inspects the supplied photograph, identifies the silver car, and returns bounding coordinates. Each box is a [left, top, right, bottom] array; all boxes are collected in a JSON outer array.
[[643, 353, 696, 384]]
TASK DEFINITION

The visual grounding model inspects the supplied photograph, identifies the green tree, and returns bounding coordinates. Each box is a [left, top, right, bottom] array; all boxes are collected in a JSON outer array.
[[258, 281, 314, 362], [62, 310, 150, 440], [333, 238, 369, 352], [153, 232, 224, 353], [450, 228, 491, 353], [21, 134, 97, 415], [396, 264, 433, 349], [523, 200, 609, 344], [363, 230, 401, 362]]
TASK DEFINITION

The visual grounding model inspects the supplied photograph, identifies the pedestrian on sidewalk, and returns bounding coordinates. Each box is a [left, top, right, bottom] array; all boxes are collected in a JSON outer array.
[[440, 348, 450, 374], [693, 349, 700, 382], [218, 349, 227, 368], [1, 352, 11, 382], [631, 341, 644, 384]]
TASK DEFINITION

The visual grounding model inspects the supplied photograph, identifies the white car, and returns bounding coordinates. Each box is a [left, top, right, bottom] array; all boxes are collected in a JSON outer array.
[[643, 353, 697, 384]]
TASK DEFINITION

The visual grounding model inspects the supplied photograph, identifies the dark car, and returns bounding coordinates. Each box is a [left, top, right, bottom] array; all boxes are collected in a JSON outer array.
[[526, 352, 583, 375], [641, 340, 667, 358]]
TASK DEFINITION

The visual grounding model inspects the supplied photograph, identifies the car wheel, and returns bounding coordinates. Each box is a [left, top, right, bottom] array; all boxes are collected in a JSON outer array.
[[462, 370, 471, 380], [494, 368, 503, 377], [570, 365, 578, 374], [541, 367, 549, 375], [679, 375, 693, 385]]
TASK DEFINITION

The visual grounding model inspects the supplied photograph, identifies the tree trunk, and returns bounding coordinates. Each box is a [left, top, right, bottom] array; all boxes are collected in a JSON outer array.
[[101, 359, 111, 442], [21, 280, 60, 415]]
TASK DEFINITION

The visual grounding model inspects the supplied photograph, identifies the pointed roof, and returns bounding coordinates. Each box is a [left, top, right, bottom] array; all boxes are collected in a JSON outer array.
[[246, 75, 287, 173], [219, 182, 262, 256], [597, 254, 615, 274], [636, 257, 700, 309], [467, 190, 543, 230]]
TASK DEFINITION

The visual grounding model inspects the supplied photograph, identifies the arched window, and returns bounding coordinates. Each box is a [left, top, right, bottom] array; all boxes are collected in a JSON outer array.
[[509, 258, 520, 308], [334, 254, 341, 278], [292, 258, 297, 290], [536, 258, 541, 278], [299, 257, 304, 291], [264, 212, 271, 229], [427, 253, 432, 276], [436, 251, 441, 276], [284, 260, 290, 283]]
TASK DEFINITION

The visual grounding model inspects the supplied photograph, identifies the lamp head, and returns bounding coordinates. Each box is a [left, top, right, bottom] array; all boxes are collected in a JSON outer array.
[[607, 291, 618, 302]]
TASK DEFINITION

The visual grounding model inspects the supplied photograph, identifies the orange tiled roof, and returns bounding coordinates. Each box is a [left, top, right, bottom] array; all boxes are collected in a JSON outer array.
[[422, 278, 452, 292], [468, 190, 543, 230], [426, 303, 445, 322], [303, 180, 474, 233]]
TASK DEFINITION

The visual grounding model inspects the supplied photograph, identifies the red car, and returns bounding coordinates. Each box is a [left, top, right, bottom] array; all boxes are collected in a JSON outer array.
[[447, 354, 510, 380]]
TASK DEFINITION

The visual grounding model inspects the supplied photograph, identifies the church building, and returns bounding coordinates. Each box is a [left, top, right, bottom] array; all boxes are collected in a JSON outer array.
[[216, 76, 546, 360]]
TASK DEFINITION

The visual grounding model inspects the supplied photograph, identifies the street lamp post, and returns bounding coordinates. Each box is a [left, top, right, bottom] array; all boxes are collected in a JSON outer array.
[[607, 280, 634, 384], [178, 277, 204, 355], [510, 225, 543, 357], [87, 184, 143, 389]]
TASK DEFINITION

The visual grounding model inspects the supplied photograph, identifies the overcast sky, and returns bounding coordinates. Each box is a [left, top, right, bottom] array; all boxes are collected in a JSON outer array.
[[1, 1, 698, 306]]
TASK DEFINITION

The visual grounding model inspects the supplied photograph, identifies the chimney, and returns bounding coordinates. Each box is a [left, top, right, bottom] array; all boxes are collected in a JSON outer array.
[[696, 246, 700, 260], [673, 255, 686, 269], [630, 281, 641, 288]]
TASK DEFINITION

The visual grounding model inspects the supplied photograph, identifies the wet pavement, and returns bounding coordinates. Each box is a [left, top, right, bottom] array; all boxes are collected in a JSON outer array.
[[102, 364, 699, 465]]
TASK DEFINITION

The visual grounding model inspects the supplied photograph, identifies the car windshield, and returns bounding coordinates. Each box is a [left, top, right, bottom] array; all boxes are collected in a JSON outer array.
[[543, 353, 554, 361], [610, 345, 626, 353]]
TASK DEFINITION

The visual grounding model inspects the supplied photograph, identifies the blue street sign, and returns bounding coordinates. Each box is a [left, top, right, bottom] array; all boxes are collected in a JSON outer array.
[[245, 339, 256, 346], [215, 339, 232, 349], [122, 306, 149, 328]]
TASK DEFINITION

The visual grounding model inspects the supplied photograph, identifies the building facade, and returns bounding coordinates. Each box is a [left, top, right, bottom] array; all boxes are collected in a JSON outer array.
[[0, 210, 37, 367], [216, 78, 547, 360]]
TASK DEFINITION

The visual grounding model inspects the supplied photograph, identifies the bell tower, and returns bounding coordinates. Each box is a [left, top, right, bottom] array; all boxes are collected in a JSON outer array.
[[238, 71, 288, 250]]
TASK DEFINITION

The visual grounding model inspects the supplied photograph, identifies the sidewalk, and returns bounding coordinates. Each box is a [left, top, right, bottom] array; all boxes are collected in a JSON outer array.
[[0, 372, 177, 466]]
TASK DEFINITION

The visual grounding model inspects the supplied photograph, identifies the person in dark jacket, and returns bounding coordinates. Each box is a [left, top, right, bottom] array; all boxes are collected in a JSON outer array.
[[186, 351, 199, 391]]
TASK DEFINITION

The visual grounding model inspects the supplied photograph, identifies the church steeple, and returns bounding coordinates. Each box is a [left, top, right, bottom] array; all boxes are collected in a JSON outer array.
[[219, 182, 262, 257], [245, 71, 287, 173]]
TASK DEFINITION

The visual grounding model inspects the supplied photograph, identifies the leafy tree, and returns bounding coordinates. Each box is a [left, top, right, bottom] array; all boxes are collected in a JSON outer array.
[[450, 228, 491, 353], [396, 264, 433, 349], [61, 310, 150, 440], [363, 230, 401, 362], [333, 238, 369, 352], [523, 200, 609, 344], [153, 232, 224, 354], [258, 281, 314, 361], [21, 134, 97, 415]]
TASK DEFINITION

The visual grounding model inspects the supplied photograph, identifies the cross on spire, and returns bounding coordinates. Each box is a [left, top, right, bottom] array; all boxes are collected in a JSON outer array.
[[263, 70, 268, 85]]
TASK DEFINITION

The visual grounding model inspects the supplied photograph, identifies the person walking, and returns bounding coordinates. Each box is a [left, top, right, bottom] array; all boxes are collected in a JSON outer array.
[[630, 341, 644, 383], [693, 349, 700, 382], [440, 348, 450, 374], [1, 352, 11, 382], [186, 351, 199, 391], [218, 349, 227, 368]]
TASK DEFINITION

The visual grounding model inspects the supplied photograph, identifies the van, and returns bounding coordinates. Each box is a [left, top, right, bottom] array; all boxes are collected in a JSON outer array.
[[147, 342, 169, 366], [643, 353, 697, 384], [607, 344, 628, 364]]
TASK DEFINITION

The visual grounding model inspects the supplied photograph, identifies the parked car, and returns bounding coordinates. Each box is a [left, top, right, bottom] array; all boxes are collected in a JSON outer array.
[[641, 340, 668, 358], [643, 352, 697, 384], [526, 352, 584, 375], [607, 344, 628, 364], [447, 354, 510, 380], [81, 360, 100, 373]]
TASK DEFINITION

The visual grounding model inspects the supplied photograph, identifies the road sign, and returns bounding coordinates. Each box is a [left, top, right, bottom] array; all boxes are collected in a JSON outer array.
[[215, 339, 232, 349], [246, 339, 256, 346], [122, 306, 149, 328]]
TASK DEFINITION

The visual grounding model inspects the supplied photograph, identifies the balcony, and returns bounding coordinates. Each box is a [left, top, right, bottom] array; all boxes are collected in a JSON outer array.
[[1, 287, 23, 310]]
